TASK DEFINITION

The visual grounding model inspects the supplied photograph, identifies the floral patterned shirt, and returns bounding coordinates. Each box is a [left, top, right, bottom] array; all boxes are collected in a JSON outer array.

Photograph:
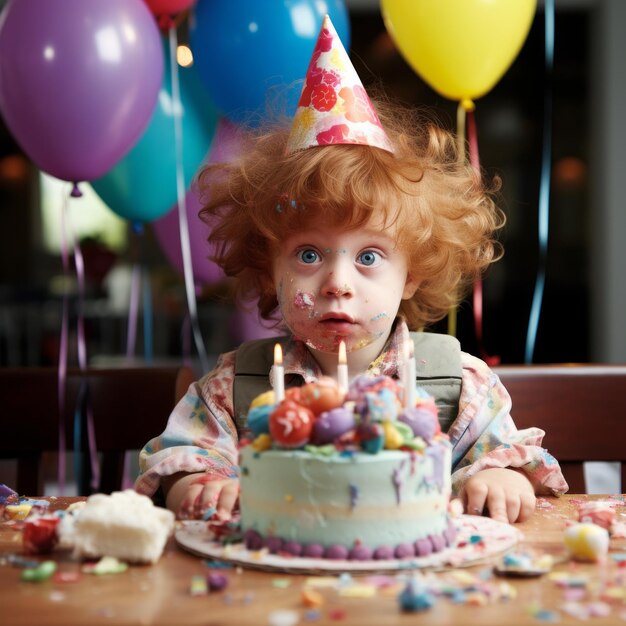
[[136, 320, 568, 498]]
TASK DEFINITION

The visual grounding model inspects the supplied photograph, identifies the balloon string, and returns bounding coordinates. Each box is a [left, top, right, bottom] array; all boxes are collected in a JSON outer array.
[[68, 194, 100, 492], [125, 225, 141, 359], [57, 190, 70, 494], [168, 26, 209, 373], [448, 102, 469, 337], [142, 265, 154, 363], [466, 108, 500, 366], [123, 225, 149, 489], [182, 312, 193, 369], [126, 262, 141, 358], [525, 0, 554, 364]]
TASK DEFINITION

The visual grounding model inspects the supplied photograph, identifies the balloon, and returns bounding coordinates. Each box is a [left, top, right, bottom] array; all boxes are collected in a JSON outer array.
[[230, 306, 280, 342], [91, 38, 219, 223], [144, 0, 196, 17], [152, 118, 245, 285], [381, 0, 537, 101], [0, 0, 162, 184], [154, 118, 280, 341], [190, 0, 350, 126]]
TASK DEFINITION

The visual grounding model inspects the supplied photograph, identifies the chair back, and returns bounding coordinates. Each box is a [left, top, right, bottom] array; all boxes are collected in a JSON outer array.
[[0, 366, 194, 495], [494, 364, 626, 493]]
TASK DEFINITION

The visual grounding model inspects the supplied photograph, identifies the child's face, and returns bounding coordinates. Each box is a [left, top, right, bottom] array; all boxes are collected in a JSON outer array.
[[273, 221, 418, 356]]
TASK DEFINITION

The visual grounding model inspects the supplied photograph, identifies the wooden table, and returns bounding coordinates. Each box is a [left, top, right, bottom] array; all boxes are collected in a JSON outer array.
[[1, 494, 625, 625]]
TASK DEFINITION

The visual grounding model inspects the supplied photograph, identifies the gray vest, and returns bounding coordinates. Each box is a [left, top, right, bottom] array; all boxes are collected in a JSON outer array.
[[233, 332, 462, 435]]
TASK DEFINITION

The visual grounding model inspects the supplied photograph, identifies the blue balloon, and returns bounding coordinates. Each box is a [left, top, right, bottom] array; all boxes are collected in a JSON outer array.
[[91, 38, 219, 223], [190, 0, 350, 126]]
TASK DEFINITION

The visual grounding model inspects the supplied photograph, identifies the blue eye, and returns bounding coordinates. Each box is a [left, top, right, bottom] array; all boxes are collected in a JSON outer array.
[[297, 248, 320, 264], [357, 250, 380, 266]]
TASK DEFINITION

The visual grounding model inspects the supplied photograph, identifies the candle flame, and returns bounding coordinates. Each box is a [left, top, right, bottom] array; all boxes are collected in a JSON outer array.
[[274, 343, 283, 366], [338, 340, 347, 364]]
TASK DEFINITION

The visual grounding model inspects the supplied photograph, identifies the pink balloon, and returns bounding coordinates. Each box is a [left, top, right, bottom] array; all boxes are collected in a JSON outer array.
[[152, 118, 245, 286], [152, 184, 224, 286], [0, 0, 163, 184], [230, 306, 281, 343], [153, 118, 280, 342]]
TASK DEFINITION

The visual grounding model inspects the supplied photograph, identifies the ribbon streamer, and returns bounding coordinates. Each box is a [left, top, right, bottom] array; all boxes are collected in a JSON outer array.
[[168, 26, 209, 373], [525, 0, 554, 364], [462, 104, 500, 366], [57, 191, 71, 493], [57, 189, 100, 494], [69, 194, 100, 492], [122, 224, 154, 488]]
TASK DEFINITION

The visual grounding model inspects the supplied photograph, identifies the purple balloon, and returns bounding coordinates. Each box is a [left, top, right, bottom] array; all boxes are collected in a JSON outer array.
[[0, 0, 162, 183]]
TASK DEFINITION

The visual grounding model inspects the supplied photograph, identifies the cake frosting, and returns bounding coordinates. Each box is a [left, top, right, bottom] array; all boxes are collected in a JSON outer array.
[[239, 374, 456, 560], [59, 490, 175, 564]]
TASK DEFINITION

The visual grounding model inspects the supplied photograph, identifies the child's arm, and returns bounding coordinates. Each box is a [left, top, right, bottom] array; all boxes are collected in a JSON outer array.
[[449, 353, 568, 522], [163, 472, 239, 520], [135, 352, 241, 517]]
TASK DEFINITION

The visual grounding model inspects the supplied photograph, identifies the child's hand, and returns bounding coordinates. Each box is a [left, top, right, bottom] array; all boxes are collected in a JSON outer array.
[[164, 472, 240, 520], [463, 468, 536, 523]]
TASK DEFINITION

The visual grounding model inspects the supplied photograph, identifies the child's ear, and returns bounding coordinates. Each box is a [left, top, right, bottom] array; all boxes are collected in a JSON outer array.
[[402, 275, 420, 300]]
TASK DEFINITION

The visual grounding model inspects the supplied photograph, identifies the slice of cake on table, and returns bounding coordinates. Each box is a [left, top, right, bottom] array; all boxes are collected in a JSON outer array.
[[239, 374, 457, 561]]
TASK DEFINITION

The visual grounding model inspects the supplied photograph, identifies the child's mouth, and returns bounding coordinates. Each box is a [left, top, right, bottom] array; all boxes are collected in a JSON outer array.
[[319, 314, 355, 333]]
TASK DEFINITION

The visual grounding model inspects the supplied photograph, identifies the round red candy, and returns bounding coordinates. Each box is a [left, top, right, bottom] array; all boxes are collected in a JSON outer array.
[[269, 400, 314, 448], [23, 516, 60, 554]]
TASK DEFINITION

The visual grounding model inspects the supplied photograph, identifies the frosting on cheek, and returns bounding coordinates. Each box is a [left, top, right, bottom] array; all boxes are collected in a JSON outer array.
[[371, 311, 390, 322], [294, 290, 315, 309]]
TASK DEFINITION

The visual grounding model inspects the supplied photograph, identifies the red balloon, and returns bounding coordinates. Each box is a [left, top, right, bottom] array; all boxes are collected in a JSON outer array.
[[144, 0, 195, 17]]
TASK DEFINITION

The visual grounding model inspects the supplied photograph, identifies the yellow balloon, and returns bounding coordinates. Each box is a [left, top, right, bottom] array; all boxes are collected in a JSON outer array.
[[381, 0, 537, 101]]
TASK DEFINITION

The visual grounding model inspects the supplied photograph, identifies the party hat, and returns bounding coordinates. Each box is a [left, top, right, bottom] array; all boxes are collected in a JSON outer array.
[[285, 14, 394, 154]]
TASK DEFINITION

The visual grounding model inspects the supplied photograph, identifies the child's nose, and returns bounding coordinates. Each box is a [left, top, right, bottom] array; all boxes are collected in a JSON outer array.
[[320, 265, 354, 298]]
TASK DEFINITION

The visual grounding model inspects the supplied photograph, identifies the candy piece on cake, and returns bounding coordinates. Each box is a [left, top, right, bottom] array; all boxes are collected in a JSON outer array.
[[347, 375, 401, 423], [60, 490, 175, 564], [311, 406, 355, 445], [299, 376, 345, 415], [269, 400, 314, 448], [247, 390, 276, 436], [398, 390, 440, 441]]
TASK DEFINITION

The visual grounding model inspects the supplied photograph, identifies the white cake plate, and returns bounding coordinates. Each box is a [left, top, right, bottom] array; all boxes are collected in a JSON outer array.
[[175, 515, 522, 574]]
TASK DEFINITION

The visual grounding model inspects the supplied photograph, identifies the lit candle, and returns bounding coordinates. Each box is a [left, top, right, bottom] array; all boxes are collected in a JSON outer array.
[[273, 343, 285, 402], [337, 340, 349, 395], [404, 341, 416, 409]]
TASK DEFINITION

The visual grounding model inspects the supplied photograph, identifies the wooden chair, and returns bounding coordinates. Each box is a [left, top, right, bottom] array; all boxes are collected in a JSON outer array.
[[494, 364, 626, 493], [0, 366, 194, 495]]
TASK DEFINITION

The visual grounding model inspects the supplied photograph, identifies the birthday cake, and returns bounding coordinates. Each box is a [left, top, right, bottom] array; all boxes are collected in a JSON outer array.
[[239, 375, 457, 560]]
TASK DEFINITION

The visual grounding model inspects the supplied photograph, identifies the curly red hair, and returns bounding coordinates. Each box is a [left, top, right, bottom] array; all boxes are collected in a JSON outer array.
[[198, 99, 504, 330]]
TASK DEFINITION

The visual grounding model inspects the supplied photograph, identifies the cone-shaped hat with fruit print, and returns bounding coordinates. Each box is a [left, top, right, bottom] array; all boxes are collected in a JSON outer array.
[[285, 14, 394, 154]]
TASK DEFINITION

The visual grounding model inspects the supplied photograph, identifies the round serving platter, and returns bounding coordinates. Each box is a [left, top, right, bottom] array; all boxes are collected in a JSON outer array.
[[175, 515, 522, 575]]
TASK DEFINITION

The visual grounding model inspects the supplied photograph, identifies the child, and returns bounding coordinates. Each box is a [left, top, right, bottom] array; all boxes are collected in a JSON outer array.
[[136, 16, 567, 524]]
